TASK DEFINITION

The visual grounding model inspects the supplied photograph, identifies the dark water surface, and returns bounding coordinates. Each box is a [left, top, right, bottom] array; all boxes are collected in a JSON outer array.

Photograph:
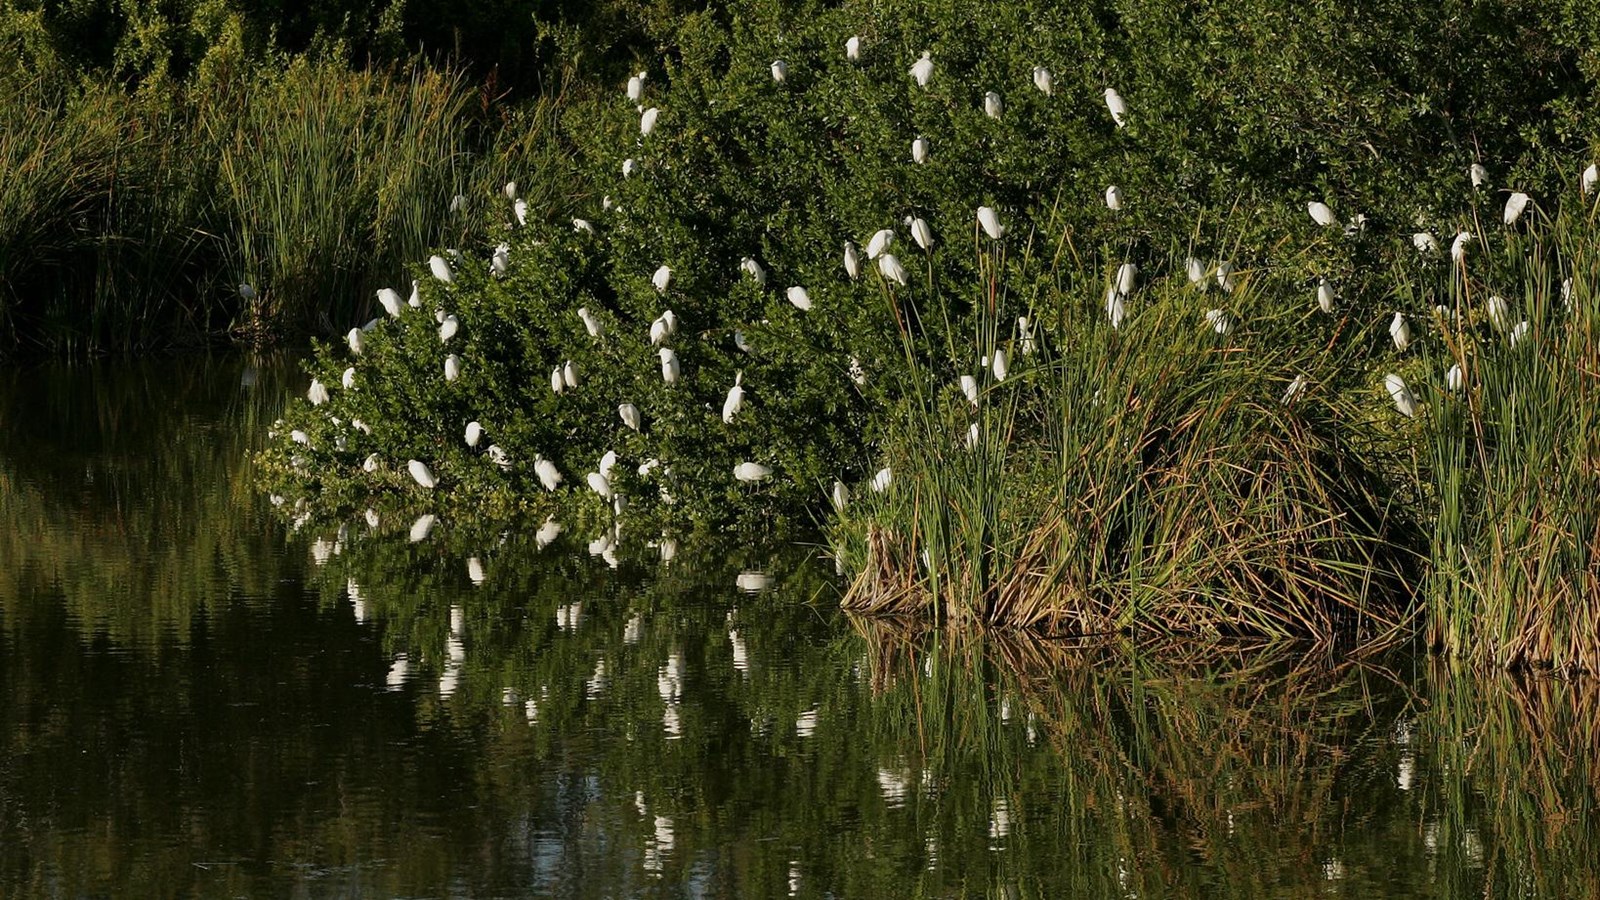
[[1, 356, 1597, 898]]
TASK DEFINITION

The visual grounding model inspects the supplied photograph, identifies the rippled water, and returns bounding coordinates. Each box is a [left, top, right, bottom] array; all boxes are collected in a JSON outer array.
[[1, 356, 1597, 898]]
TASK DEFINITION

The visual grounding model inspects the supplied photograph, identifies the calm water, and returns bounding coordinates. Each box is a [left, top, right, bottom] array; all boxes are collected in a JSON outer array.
[[1, 356, 1597, 898]]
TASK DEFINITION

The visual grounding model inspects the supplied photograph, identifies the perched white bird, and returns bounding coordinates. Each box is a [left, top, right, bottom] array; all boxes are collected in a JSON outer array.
[[491, 243, 510, 275], [871, 467, 892, 493], [992, 349, 1009, 381], [1390, 313, 1411, 351], [449, 193, 466, 214], [909, 217, 933, 250], [910, 52, 933, 87], [983, 91, 1003, 119], [659, 348, 680, 384], [534, 456, 563, 491], [1470, 163, 1488, 188], [1412, 232, 1440, 254], [1510, 320, 1531, 347], [1185, 257, 1206, 285], [1282, 374, 1308, 405], [1307, 201, 1335, 226], [578, 307, 604, 338], [563, 360, 578, 389], [439, 314, 460, 343], [787, 286, 812, 311], [409, 514, 436, 543], [308, 379, 329, 405], [1583, 163, 1599, 196], [652, 265, 673, 294], [550, 366, 565, 394], [843, 241, 862, 279], [878, 253, 909, 286], [627, 74, 645, 102], [770, 59, 788, 83], [650, 309, 678, 345], [514, 198, 528, 227], [573, 218, 596, 235], [1105, 185, 1123, 211], [465, 421, 483, 447], [341, 367, 356, 390], [966, 422, 980, 449], [846, 36, 861, 62], [959, 374, 979, 407], [977, 206, 1005, 240], [346, 328, 364, 355], [1104, 87, 1127, 126], [866, 229, 895, 259], [486, 445, 511, 470], [734, 462, 772, 483], [1317, 279, 1337, 314], [363, 453, 381, 473], [740, 256, 767, 285], [503, 181, 518, 200], [407, 280, 421, 308], [1115, 262, 1138, 295], [831, 480, 849, 511], [1105, 289, 1126, 329], [1216, 261, 1236, 293], [1504, 192, 1531, 225], [912, 136, 929, 164], [1385, 374, 1418, 418], [586, 471, 613, 500], [1017, 316, 1036, 355], [1451, 231, 1473, 264], [1032, 66, 1053, 95], [1205, 309, 1232, 336], [1486, 295, 1509, 330], [1446, 363, 1465, 392], [640, 107, 660, 136], [429, 255, 453, 283], [723, 371, 745, 423], [408, 460, 437, 489], [619, 402, 642, 432], [623, 158, 637, 178], [599, 450, 618, 479], [377, 288, 403, 317], [536, 517, 562, 547], [444, 354, 461, 382]]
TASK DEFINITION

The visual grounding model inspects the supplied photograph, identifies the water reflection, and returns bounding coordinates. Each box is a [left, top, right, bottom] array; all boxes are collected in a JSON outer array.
[[0, 357, 1597, 897]]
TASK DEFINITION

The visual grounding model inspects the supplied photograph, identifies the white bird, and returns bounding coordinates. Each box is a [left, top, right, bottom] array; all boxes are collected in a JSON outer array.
[[599, 449, 619, 479], [1216, 261, 1236, 293], [578, 306, 604, 338], [1390, 312, 1411, 351], [843, 241, 862, 279], [912, 136, 929, 164], [407, 280, 421, 308], [503, 181, 518, 200], [959, 374, 979, 406], [878, 253, 908, 286], [1583, 163, 1599, 196], [429, 255, 453, 283], [514, 198, 528, 226], [1106, 289, 1126, 329], [341, 367, 356, 390], [871, 467, 892, 493], [347, 328, 364, 355], [410, 514, 436, 543], [659, 348, 680, 384], [650, 309, 677, 345], [448, 193, 466, 214], [550, 366, 565, 394], [1451, 231, 1473, 264], [1307, 201, 1335, 227], [627, 74, 645, 102], [966, 422, 980, 449], [465, 421, 483, 447], [1185, 257, 1206, 285], [652, 265, 673, 294], [1205, 309, 1232, 336], [1504, 192, 1531, 225], [1104, 88, 1127, 126], [1032, 66, 1053, 95], [846, 36, 861, 62], [734, 462, 772, 483], [377, 288, 403, 317], [910, 52, 933, 87], [866, 229, 895, 259], [1412, 232, 1439, 254], [1282, 374, 1308, 405], [640, 107, 660, 136], [439, 314, 460, 343], [408, 459, 437, 489], [1510, 320, 1531, 347], [536, 517, 562, 547], [831, 480, 849, 511], [1470, 163, 1488, 188], [363, 453, 381, 473], [723, 372, 745, 423], [308, 379, 329, 405], [444, 354, 461, 382], [1105, 185, 1123, 211], [1317, 278, 1337, 314], [573, 218, 596, 235], [770, 59, 788, 83], [983, 91, 1003, 119], [486, 445, 511, 470], [740, 256, 766, 285], [787, 286, 812, 311], [992, 349, 1009, 381], [623, 158, 637, 178], [619, 402, 642, 432], [977, 206, 1005, 240], [1446, 363, 1465, 392], [1486, 295, 1509, 330], [563, 360, 578, 389], [909, 217, 933, 249], [491, 243, 510, 276], [239, 282, 257, 301], [1115, 262, 1138, 295], [1385, 374, 1419, 418], [534, 456, 563, 491], [586, 471, 613, 500]]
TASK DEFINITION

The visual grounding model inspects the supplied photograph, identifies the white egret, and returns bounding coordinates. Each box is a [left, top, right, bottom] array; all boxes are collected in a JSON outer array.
[[992, 349, 1009, 381], [1385, 374, 1419, 418], [534, 456, 563, 491], [1216, 261, 1236, 293], [408, 460, 437, 489], [871, 467, 892, 493], [1104, 87, 1127, 126], [1469, 162, 1488, 188], [1412, 232, 1439, 254], [734, 462, 772, 483], [513, 198, 528, 227], [1282, 374, 1308, 405], [341, 367, 356, 390], [364, 508, 380, 528], [659, 347, 680, 384], [578, 306, 604, 338], [377, 287, 403, 317], [291, 429, 310, 446], [1486, 295, 1509, 330], [352, 419, 370, 434], [1032, 66, 1053, 95], [410, 514, 436, 543], [563, 360, 578, 389], [444, 354, 461, 382], [740, 256, 767, 285], [1451, 231, 1473, 264], [723, 372, 745, 423], [308, 379, 330, 405], [627, 74, 645, 102], [535, 517, 559, 547], [439, 314, 460, 343], [910, 51, 933, 87], [1105, 185, 1123, 211], [909, 217, 933, 250], [1390, 313, 1411, 351], [831, 480, 849, 511], [503, 181, 518, 200], [1583, 163, 1598, 195], [640, 107, 659, 136], [1318, 278, 1337, 314], [465, 421, 483, 447], [650, 310, 676, 345], [586, 471, 614, 500], [1106, 289, 1126, 329], [407, 280, 421, 308], [1185, 257, 1206, 285], [843, 241, 862, 279], [467, 558, 486, 586], [1504, 192, 1531, 225], [429, 255, 453, 283], [966, 422, 980, 449], [486, 445, 511, 470], [599, 449, 618, 479], [623, 158, 637, 178], [363, 453, 381, 473], [960, 374, 979, 407], [347, 328, 364, 355], [977, 206, 1005, 240], [984, 91, 1003, 119], [573, 218, 596, 235], [1205, 309, 1232, 336], [1115, 262, 1138, 295], [787, 286, 812, 310], [846, 36, 861, 62], [771, 59, 788, 83], [619, 402, 642, 431], [550, 365, 565, 394], [1510, 320, 1531, 347], [652, 265, 673, 294], [912, 136, 929, 164], [1446, 363, 1464, 392], [491, 243, 510, 275], [1307, 201, 1335, 226], [878, 253, 908, 286], [866, 229, 895, 258]]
